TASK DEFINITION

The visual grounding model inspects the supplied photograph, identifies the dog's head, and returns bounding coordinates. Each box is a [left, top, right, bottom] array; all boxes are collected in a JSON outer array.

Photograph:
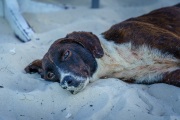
[[25, 32, 104, 94]]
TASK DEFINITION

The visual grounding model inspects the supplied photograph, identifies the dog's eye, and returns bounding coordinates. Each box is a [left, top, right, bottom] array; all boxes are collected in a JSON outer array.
[[47, 71, 55, 79], [62, 50, 71, 61]]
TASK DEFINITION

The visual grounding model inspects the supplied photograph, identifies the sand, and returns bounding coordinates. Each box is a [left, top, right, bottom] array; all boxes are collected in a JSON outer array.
[[0, 0, 180, 120]]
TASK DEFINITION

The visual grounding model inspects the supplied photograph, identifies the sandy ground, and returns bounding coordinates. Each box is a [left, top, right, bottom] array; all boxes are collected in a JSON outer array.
[[0, 0, 180, 120]]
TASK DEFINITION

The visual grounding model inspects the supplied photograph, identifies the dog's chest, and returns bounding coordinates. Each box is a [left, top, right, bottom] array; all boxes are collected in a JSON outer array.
[[94, 39, 179, 83]]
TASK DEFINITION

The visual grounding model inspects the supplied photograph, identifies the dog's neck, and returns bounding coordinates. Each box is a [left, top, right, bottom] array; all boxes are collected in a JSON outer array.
[[90, 35, 179, 83], [90, 36, 129, 81]]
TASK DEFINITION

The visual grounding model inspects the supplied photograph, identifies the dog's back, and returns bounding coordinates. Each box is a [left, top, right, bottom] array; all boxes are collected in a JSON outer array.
[[128, 4, 180, 36], [103, 4, 180, 59]]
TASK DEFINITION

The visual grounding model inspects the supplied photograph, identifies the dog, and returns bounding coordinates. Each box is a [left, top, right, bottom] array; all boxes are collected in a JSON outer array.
[[25, 4, 180, 94]]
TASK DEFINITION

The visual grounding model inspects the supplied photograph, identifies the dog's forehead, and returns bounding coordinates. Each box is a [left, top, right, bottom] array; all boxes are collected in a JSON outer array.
[[42, 53, 53, 66], [46, 41, 84, 64], [50, 40, 82, 52]]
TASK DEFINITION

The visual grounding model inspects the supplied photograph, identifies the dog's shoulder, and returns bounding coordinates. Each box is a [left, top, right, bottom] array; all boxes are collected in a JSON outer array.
[[102, 5, 180, 58]]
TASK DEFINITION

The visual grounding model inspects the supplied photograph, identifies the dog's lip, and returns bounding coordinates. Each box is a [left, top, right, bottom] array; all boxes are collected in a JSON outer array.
[[62, 86, 67, 89], [65, 82, 86, 94], [69, 90, 75, 94], [60, 81, 84, 93], [59, 75, 90, 94]]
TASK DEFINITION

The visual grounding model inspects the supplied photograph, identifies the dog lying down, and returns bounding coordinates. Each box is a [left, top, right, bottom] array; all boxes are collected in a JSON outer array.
[[25, 4, 180, 94]]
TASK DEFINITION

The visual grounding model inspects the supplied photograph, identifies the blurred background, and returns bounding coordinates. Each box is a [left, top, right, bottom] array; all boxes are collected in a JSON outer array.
[[0, 0, 179, 42]]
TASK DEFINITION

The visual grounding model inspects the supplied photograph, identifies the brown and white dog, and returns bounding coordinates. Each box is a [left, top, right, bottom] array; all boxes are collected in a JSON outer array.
[[25, 4, 180, 94]]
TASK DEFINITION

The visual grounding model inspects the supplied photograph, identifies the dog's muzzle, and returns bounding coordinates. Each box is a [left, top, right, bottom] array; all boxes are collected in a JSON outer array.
[[61, 76, 80, 88], [60, 75, 88, 94]]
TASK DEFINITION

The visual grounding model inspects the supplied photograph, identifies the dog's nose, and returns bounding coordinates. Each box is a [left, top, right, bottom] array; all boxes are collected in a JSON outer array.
[[63, 76, 73, 86], [61, 76, 79, 87]]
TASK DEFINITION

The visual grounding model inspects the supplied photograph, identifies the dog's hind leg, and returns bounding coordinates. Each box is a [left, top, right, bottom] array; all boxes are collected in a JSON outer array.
[[162, 69, 180, 87]]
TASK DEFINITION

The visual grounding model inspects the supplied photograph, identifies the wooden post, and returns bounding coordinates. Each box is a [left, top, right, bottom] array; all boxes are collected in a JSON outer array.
[[4, 0, 34, 42], [91, 0, 100, 8]]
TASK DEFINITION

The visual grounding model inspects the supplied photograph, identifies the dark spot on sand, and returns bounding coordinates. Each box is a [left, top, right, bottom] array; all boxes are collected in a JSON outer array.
[[61, 108, 66, 112], [90, 105, 93, 107], [51, 112, 55, 114], [36, 38, 40, 40]]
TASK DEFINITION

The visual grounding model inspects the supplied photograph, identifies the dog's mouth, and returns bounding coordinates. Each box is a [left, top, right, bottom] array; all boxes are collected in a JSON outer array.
[[60, 75, 89, 94], [64, 85, 84, 94]]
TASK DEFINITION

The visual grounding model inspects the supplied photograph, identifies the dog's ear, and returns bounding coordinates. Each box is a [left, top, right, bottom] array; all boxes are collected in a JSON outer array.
[[65, 31, 104, 58], [24, 59, 42, 74]]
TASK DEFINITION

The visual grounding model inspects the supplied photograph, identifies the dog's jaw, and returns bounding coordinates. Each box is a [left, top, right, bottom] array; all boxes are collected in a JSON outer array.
[[69, 78, 90, 94]]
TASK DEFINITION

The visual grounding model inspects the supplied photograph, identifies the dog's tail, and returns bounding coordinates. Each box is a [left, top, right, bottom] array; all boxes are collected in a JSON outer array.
[[174, 3, 180, 7]]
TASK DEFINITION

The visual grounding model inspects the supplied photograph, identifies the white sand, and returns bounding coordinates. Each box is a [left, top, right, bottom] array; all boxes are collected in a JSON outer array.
[[0, 0, 180, 120]]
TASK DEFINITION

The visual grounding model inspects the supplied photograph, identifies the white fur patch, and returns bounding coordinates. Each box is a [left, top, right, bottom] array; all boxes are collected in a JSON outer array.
[[91, 35, 179, 83], [57, 67, 89, 93]]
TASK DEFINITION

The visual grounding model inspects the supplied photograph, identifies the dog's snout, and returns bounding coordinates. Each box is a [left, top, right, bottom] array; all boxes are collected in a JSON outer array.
[[62, 76, 79, 87], [63, 76, 73, 85]]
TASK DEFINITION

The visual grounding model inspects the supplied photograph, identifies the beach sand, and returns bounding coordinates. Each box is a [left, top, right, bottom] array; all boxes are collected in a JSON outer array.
[[0, 0, 179, 120]]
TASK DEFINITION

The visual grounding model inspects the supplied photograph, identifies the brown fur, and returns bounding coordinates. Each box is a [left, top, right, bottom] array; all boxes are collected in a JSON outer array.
[[25, 60, 42, 74], [66, 32, 104, 58], [103, 6, 180, 58], [163, 69, 180, 86]]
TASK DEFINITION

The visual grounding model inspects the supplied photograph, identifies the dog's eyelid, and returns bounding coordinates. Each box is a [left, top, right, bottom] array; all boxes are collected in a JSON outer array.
[[62, 49, 71, 61], [47, 71, 55, 79]]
